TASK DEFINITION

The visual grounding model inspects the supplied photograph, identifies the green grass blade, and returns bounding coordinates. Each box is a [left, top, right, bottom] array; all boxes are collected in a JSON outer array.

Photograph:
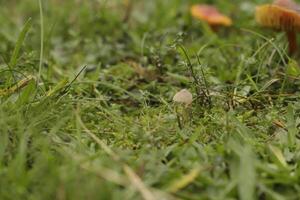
[[38, 0, 44, 82], [9, 18, 32, 69]]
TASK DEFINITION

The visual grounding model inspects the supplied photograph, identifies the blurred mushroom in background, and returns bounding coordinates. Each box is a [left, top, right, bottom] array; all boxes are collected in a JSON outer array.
[[256, 0, 300, 55], [190, 4, 232, 31]]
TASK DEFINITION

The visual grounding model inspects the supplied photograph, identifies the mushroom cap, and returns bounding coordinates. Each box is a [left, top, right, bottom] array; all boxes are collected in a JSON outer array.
[[274, 0, 300, 10], [256, 4, 300, 31], [173, 89, 193, 106], [191, 4, 232, 26]]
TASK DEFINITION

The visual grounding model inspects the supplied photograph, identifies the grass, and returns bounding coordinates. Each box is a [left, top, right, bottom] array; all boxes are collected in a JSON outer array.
[[0, 0, 300, 199]]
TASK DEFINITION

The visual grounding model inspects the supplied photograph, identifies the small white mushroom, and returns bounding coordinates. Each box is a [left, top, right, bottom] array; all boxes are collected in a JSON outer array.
[[173, 89, 193, 106]]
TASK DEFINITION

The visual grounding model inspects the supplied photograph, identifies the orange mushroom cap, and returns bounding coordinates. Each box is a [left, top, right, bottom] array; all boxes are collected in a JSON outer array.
[[191, 4, 232, 26], [274, 0, 300, 10], [256, 1, 300, 31], [256, 0, 300, 55]]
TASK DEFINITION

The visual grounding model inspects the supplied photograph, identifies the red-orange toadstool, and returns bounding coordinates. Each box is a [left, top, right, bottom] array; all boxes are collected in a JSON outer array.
[[190, 4, 232, 30], [256, 0, 300, 55]]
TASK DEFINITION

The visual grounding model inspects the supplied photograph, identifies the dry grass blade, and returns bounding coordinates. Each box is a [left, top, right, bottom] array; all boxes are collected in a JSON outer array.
[[167, 166, 201, 193], [81, 163, 128, 186], [76, 113, 119, 161], [76, 112, 157, 200], [64, 149, 128, 186], [123, 165, 156, 200], [0, 75, 35, 96]]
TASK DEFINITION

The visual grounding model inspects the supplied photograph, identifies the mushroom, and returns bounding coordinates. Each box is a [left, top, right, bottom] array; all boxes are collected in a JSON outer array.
[[123, 0, 133, 22], [190, 4, 232, 30], [274, 0, 299, 9], [173, 89, 193, 129], [173, 89, 193, 107], [256, 0, 300, 55]]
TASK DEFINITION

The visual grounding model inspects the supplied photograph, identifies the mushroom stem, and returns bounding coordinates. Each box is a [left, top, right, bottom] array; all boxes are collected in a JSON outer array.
[[210, 25, 219, 32], [286, 30, 297, 55], [123, 0, 133, 23]]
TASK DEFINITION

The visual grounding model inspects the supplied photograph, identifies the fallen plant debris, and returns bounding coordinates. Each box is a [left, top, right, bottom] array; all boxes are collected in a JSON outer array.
[[0, 75, 35, 97]]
